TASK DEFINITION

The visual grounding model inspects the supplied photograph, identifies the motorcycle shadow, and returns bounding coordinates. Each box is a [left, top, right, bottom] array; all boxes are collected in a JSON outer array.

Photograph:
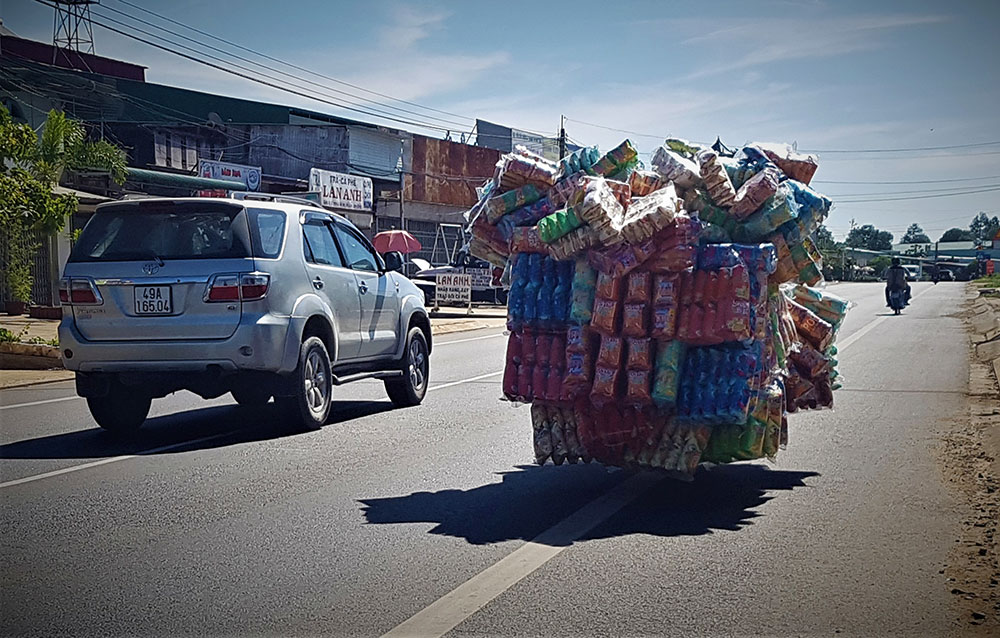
[[359, 463, 819, 546]]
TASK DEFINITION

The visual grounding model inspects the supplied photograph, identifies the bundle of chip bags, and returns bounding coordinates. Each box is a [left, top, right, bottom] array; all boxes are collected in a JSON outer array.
[[467, 133, 843, 479]]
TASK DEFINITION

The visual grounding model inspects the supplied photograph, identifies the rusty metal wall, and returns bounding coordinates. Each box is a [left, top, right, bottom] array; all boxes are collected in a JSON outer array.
[[407, 136, 499, 207]]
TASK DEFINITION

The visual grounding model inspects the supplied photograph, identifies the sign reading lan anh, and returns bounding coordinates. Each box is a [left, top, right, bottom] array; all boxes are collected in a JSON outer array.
[[309, 168, 374, 212], [435, 273, 472, 306]]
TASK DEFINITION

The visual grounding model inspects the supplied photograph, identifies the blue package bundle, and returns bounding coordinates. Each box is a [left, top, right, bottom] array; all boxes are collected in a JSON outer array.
[[522, 253, 543, 324], [537, 257, 557, 325], [507, 253, 531, 328], [697, 244, 743, 270], [551, 260, 574, 324], [675, 343, 761, 425], [497, 197, 557, 240], [786, 180, 832, 218]]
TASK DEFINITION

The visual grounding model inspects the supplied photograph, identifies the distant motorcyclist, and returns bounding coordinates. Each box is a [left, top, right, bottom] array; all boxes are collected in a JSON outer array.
[[885, 257, 911, 307]]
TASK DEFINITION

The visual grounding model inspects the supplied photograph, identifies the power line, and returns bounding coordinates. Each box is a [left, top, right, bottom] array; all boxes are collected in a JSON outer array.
[[565, 117, 668, 140], [74, 5, 460, 134], [814, 175, 1000, 185], [800, 140, 1000, 153], [828, 183, 1000, 198], [834, 186, 1000, 203], [109, 0, 480, 126], [95, 2, 474, 131]]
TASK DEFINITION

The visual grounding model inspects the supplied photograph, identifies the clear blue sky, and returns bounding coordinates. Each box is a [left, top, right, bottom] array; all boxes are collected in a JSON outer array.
[[3, 0, 998, 242]]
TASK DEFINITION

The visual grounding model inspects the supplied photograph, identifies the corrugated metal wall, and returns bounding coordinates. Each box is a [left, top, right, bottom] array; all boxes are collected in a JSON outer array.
[[407, 136, 499, 207]]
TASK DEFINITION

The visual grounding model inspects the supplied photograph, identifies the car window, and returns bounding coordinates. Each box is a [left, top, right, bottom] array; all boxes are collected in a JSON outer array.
[[302, 222, 345, 267], [332, 223, 378, 272], [71, 203, 250, 262], [248, 208, 286, 258]]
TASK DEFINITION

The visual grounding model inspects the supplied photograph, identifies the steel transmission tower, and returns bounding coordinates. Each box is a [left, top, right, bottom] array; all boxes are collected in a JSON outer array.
[[51, 0, 98, 54]]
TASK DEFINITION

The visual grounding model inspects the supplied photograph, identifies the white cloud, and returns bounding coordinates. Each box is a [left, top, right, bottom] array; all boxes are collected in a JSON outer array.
[[675, 13, 950, 80]]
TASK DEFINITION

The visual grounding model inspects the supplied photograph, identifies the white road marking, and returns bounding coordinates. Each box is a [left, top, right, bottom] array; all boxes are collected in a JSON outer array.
[[0, 396, 80, 411], [0, 431, 235, 489], [0, 369, 506, 489], [380, 472, 663, 638], [427, 371, 502, 392], [435, 333, 505, 346]]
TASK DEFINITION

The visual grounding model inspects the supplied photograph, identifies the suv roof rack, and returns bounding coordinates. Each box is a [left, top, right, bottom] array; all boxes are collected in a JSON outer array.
[[229, 192, 323, 208]]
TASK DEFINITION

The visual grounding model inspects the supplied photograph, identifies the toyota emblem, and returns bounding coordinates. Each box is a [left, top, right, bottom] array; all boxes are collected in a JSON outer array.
[[142, 262, 160, 275]]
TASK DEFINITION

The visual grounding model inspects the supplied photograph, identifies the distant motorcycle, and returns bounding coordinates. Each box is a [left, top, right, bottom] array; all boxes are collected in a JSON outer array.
[[888, 289, 906, 315]]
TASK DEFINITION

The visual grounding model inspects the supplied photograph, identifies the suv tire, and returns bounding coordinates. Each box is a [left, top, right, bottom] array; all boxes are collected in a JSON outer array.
[[384, 327, 429, 407], [275, 336, 332, 430], [87, 382, 151, 434]]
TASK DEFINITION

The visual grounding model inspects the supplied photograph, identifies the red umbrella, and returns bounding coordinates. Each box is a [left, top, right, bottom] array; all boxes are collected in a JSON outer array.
[[372, 230, 422, 254]]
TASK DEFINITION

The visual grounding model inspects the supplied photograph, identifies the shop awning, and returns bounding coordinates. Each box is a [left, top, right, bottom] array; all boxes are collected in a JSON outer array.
[[125, 167, 246, 192]]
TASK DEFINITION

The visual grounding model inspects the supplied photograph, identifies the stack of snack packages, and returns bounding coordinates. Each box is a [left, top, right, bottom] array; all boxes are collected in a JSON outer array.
[[467, 137, 844, 479]]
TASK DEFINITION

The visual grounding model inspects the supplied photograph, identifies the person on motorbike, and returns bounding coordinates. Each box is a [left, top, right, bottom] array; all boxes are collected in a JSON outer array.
[[885, 257, 911, 307]]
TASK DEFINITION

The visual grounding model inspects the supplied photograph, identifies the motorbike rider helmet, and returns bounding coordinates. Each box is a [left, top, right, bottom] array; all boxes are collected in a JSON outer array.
[[891, 257, 901, 267]]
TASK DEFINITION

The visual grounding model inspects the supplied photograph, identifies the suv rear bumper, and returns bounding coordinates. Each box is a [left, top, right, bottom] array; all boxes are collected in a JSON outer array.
[[58, 312, 301, 374]]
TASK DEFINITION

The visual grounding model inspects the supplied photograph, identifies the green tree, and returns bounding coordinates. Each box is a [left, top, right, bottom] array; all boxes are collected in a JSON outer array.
[[869, 255, 893, 277], [939, 227, 973, 242], [901, 223, 930, 244], [813, 224, 836, 251], [969, 212, 1000, 244], [0, 106, 126, 303], [845, 224, 894, 251]]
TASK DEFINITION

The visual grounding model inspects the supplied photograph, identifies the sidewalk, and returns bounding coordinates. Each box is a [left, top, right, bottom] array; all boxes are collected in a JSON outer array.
[[0, 311, 508, 389]]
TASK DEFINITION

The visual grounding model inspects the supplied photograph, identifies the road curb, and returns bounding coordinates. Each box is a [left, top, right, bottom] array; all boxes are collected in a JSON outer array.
[[0, 373, 75, 390]]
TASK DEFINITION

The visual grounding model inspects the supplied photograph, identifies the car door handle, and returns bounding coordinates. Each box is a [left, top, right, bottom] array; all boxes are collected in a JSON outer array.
[[359, 281, 369, 294], [313, 277, 324, 290]]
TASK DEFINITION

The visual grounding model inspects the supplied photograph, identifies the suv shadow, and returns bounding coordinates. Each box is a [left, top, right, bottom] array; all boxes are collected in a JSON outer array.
[[0, 400, 395, 460]]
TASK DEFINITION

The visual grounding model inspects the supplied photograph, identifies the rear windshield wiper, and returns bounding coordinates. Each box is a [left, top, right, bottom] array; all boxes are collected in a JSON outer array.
[[99, 250, 165, 265]]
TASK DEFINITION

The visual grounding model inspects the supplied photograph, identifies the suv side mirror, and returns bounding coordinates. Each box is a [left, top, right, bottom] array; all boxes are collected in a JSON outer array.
[[382, 251, 404, 273]]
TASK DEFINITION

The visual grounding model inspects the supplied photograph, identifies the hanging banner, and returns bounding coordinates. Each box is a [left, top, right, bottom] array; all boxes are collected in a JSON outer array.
[[309, 168, 374, 212], [197, 159, 261, 191]]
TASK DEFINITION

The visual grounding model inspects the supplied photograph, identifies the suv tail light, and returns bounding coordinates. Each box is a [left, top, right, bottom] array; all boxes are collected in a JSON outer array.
[[205, 273, 270, 302], [59, 277, 103, 305], [239, 273, 270, 301]]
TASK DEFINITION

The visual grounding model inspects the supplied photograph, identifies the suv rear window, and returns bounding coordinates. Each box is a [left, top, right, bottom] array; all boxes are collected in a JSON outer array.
[[71, 202, 257, 262]]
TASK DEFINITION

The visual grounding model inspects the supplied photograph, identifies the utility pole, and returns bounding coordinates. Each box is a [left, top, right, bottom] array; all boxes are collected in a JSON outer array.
[[558, 115, 567, 160], [398, 171, 405, 232]]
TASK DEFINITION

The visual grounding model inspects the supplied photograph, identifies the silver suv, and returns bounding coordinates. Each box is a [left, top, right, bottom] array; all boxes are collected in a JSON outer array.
[[58, 195, 431, 433]]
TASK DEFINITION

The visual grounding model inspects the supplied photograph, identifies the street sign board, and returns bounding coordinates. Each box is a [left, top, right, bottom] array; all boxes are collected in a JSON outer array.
[[308, 168, 373, 212], [197, 159, 261, 191], [435, 273, 472, 306]]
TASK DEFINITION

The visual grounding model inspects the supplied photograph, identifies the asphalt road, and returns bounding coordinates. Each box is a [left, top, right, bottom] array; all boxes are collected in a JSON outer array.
[[0, 282, 970, 637]]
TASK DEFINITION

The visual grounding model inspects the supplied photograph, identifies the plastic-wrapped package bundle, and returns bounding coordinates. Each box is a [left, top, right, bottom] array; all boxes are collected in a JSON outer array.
[[615, 183, 679, 244], [548, 226, 601, 260], [497, 197, 557, 237], [575, 178, 626, 246], [589, 237, 659, 278], [508, 226, 549, 255], [485, 183, 543, 224], [786, 298, 835, 352], [499, 149, 560, 190], [730, 165, 781, 220], [754, 142, 819, 185], [549, 171, 586, 208], [697, 149, 737, 208], [591, 140, 639, 177], [651, 145, 701, 190], [736, 183, 800, 242], [629, 169, 667, 198], [652, 339, 685, 408], [557, 147, 601, 179], [537, 207, 584, 243], [569, 259, 598, 324], [787, 284, 850, 331]]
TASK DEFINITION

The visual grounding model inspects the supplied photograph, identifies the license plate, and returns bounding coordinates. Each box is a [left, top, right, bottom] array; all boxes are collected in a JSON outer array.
[[134, 286, 172, 315]]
